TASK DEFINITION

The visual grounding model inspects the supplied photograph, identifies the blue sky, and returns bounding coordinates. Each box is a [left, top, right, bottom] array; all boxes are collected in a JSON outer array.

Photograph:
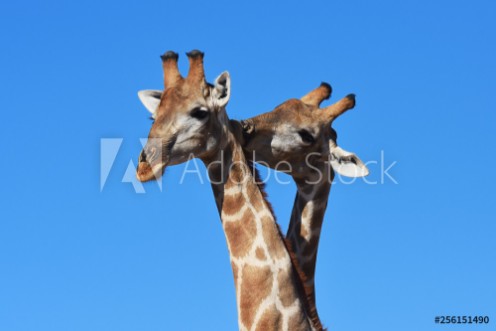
[[1, 0, 495, 330]]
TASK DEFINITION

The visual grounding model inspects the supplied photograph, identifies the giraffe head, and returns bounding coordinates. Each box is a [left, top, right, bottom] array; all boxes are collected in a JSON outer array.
[[136, 50, 231, 182], [240, 83, 369, 180]]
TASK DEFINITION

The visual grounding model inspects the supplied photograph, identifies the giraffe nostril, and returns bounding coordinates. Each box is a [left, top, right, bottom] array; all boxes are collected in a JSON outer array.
[[139, 150, 147, 163], [140, 146, 159, 164]]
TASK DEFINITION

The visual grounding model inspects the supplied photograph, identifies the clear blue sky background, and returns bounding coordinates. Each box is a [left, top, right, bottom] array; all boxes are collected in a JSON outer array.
[[1, 1, 495, 330]]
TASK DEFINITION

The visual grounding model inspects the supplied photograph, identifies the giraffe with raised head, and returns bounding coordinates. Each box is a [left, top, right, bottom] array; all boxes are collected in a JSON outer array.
[[238, 83, 369, 311], [136, 50, 323, 331]]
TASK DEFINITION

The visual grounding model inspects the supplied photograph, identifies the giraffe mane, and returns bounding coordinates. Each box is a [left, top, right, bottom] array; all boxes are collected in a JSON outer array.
[[283, 237, 326, 331], [246, 160, 326, 331]]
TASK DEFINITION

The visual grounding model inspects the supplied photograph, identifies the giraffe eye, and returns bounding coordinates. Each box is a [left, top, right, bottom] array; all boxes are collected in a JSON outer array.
[[298, 130, 315, 144], [190, 107, 209, 120]]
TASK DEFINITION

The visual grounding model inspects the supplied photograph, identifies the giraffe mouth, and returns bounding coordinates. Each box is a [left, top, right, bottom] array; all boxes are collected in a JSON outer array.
[[136, 147, 169, 182], [136, 160, 166, 182], [136, 136, 176, 182]]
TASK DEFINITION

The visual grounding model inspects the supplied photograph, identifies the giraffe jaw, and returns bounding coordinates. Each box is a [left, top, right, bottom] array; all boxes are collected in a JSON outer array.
[[136, 161, 166, 182]]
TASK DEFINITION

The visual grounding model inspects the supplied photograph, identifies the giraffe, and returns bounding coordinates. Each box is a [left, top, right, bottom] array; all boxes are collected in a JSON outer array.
[[139, 79, 368, 322], [237, 83, 369, 311], [136, 50, 323, 331]]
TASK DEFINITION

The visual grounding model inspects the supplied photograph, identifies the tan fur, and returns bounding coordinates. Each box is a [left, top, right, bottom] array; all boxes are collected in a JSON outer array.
[[255, 247, 267, 261], [224, 209, 258, 258], [255, 305, 283, 331], [240, 265, 273, 329]]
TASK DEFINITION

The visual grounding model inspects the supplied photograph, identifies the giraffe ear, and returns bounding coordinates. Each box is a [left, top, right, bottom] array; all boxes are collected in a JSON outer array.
[[138, 90, 162, 118], [212, 71, 231, 108], [330, 145, 369, 177]]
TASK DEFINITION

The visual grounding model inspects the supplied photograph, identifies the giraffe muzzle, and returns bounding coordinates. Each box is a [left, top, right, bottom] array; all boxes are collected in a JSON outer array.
[[136, 143, 168, 182]]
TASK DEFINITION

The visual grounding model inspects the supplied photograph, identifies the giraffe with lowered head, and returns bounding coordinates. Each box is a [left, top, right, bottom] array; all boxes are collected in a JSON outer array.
[[136, 50, 323, 331], [238, 83, 369, 311]]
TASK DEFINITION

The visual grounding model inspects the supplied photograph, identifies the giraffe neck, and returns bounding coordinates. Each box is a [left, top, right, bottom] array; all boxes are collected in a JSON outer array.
[[287, 163, 333, 308], [203, 129, 318, 331]]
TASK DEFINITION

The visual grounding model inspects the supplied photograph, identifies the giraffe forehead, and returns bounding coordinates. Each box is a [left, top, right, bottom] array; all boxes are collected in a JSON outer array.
[[271, 105, 321, 128], [157, 86, 205, 115]]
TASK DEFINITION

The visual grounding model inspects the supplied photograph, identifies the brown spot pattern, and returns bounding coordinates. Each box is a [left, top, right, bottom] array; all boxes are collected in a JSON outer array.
[[224, 209, 258, 258], [222, 192, 244, 216], [246, 181, 264, 210], [261, 216, 286, 260], [255, 247, 266, 261], [287, 313, 310, 331], [240, 265, 273, 329], [277, 268, 299, 307], [231, 262, 239, 287], [254, 304, 282, 331]]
